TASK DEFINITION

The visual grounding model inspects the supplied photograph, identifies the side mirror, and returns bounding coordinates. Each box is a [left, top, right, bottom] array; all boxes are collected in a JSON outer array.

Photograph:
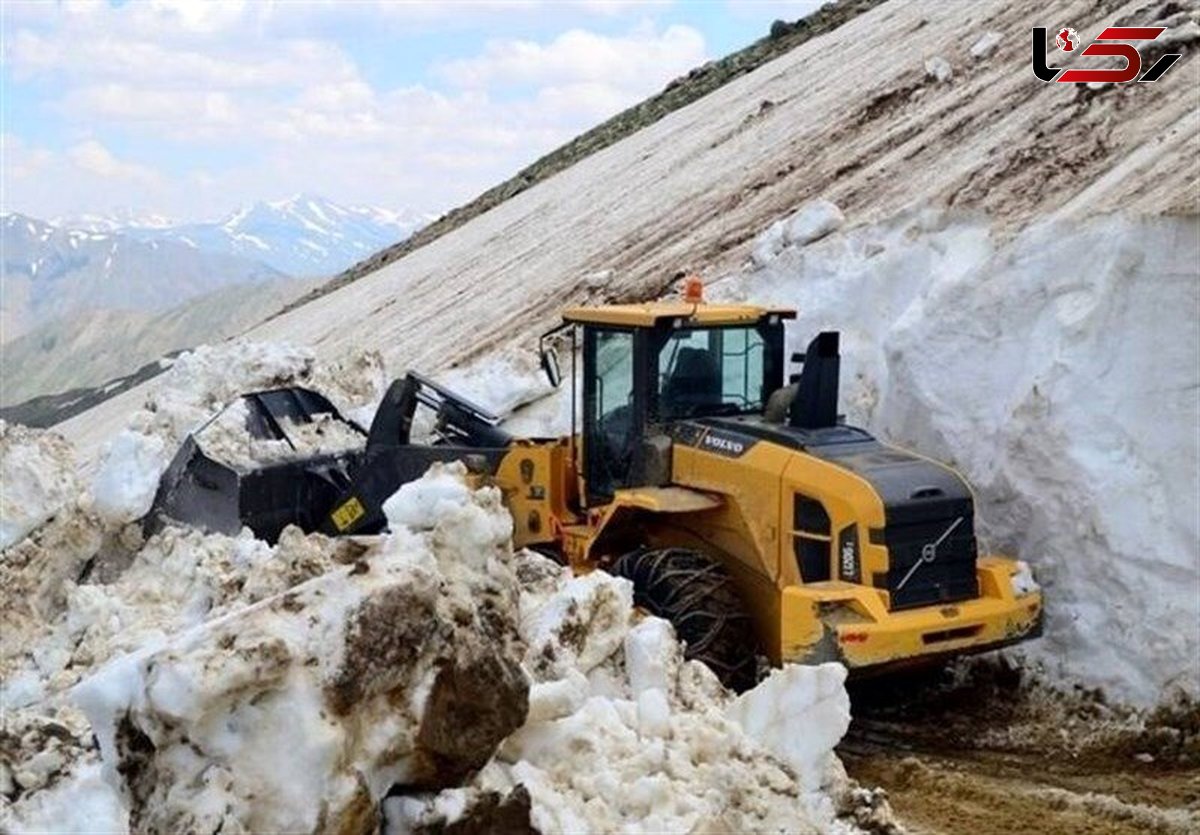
[[540, 345, 562, 388]]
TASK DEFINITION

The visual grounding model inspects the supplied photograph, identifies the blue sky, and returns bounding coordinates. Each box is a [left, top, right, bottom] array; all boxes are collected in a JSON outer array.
[[1, 0, 824, 222]]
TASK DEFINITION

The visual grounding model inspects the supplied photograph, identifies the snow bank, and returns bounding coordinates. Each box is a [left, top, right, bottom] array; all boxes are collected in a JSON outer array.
[[6, 463, 868, 834], [89, 430, 166, 524], [713, 207, 1200, 705], [0, 422, 79, 549], [388, 548, 862, 834], [6, 465, 529, 834]]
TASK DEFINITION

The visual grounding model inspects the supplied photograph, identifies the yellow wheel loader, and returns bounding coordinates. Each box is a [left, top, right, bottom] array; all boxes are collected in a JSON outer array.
[[148, 284, 1043, 690]]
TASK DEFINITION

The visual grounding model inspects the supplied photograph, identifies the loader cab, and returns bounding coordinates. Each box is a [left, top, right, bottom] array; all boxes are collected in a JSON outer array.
[[557, 296, 793, 505]]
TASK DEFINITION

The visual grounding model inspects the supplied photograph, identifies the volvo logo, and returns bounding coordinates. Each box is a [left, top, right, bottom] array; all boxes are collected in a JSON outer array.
[[701, 432, 747, 457], [896, 516, 964, 591]]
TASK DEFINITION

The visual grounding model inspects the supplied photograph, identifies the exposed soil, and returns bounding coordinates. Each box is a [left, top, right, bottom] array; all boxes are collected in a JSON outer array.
[[841, 660, 1200, 834]]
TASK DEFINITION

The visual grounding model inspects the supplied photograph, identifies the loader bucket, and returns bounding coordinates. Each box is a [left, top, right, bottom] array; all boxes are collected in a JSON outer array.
[[144, 387, 367, 543]]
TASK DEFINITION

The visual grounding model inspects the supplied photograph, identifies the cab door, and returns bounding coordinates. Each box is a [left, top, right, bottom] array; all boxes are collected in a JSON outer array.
[[582, 326, 644, 504]]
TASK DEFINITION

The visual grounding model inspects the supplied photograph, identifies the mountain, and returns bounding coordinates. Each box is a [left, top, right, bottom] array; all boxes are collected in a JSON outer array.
[[0, 276, 322, 409], [1, 213, 283, 341], [121, 194, 434, 277]]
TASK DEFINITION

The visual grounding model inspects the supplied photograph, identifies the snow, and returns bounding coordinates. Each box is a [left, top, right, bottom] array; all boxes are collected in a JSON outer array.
[[711, 206, 1199, 705], [970, 31, 1002, 60], [383, 465, 474, 532], [924, 55, 953, 82], [728, 664, 851, 793], [230, 231, 269, 250], [4, 447, 864, 832], [784, 199, 845, 247], [3, 759, 127, 835], [0, 423, 79, 550], [85, 340, 385, 499], [196, 401, 366, 471], [388, 547, 859, 834], [90, 430, 167, 524]]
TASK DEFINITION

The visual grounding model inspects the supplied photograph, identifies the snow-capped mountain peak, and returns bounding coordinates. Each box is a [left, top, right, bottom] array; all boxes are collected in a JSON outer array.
[[32, 195, 432, 279], [173, 194, 433, 277]]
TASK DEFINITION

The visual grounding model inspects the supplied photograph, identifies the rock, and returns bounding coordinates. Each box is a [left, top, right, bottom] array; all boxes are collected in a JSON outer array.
[[414, 649, 530, 785]]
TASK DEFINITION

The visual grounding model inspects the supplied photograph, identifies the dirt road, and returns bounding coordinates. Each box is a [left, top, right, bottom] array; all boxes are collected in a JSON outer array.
[[840, 662, 1200, 834]]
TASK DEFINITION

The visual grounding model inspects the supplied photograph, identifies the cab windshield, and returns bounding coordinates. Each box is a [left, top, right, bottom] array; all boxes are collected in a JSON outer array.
[[656, 326, 766, 419]]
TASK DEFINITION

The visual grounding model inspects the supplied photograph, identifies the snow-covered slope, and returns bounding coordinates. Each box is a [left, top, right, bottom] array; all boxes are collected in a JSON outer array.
[[122, 194, 433, 278], [52, 0, 1200, 710]]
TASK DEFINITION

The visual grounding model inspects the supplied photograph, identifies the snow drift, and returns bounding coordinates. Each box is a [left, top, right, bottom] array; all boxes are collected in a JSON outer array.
[[2, 439, 869, 833], [711, 202, 1200, 706]]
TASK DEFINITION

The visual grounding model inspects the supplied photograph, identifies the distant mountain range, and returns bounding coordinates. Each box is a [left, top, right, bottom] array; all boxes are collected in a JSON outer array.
[[56, 194, 433, 278], [51, 194, 434, 278], [1, 195, 433, 405], [1, 195, 433, 343]]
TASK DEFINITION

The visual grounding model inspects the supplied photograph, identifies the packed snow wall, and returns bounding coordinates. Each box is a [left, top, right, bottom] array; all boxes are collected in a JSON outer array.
[[709, 205, 1199, 706]]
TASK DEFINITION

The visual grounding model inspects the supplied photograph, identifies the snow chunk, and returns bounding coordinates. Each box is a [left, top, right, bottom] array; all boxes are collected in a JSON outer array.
[[624, 617, 677, 695], [925, 55, 953, 82], [196, 401, 365, 471], [69, 469, 527, 834], [90, 430, 167, 524], [383, 462, 474, 531], [971, 31, 1002, 60], [728, 663, 851, 792], [0, 422, 78, 550], [751, 219, 788, 266], [1012, 560, 1040, 597], [783, 199, 845, 247], [520, 568, 633, 679]]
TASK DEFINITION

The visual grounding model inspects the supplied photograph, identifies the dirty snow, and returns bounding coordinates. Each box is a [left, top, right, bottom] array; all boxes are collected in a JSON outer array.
[[3, 460, 866, 833], [195, 400, 366, 472], [0, 423, 79, 549], [385, 534, 864, 834]]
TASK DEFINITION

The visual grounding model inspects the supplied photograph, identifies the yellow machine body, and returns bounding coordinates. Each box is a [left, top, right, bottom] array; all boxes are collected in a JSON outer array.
[[491, 297, 1043, 672]]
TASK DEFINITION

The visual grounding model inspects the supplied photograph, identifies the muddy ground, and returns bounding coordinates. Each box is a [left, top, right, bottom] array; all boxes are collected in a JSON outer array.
[[840, 659, 1200, 834]]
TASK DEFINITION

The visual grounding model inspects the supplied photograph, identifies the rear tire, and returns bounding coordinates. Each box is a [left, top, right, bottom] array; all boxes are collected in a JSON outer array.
[[613, 547, 759, 692]]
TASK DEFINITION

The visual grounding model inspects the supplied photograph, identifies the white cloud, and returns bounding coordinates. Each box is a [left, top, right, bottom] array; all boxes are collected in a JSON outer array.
[[436, 23, 706, 90], [723, 0, 827, 20], [1, 137, 167, 217], [66, 140, 161, 185], [2, 3, 709, 220]]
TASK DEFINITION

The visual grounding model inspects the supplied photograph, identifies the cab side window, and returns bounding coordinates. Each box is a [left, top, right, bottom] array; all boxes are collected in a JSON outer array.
[[793, 494, 831, 582], [586, 329, 636, 499]]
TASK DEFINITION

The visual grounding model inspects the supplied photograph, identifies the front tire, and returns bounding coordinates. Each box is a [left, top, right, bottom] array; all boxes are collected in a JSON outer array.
[[613, 547, 759, 692]]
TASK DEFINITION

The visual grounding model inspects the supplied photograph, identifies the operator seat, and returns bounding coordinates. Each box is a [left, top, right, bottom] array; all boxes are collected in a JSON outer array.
[[663, 348, 723, 416]]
